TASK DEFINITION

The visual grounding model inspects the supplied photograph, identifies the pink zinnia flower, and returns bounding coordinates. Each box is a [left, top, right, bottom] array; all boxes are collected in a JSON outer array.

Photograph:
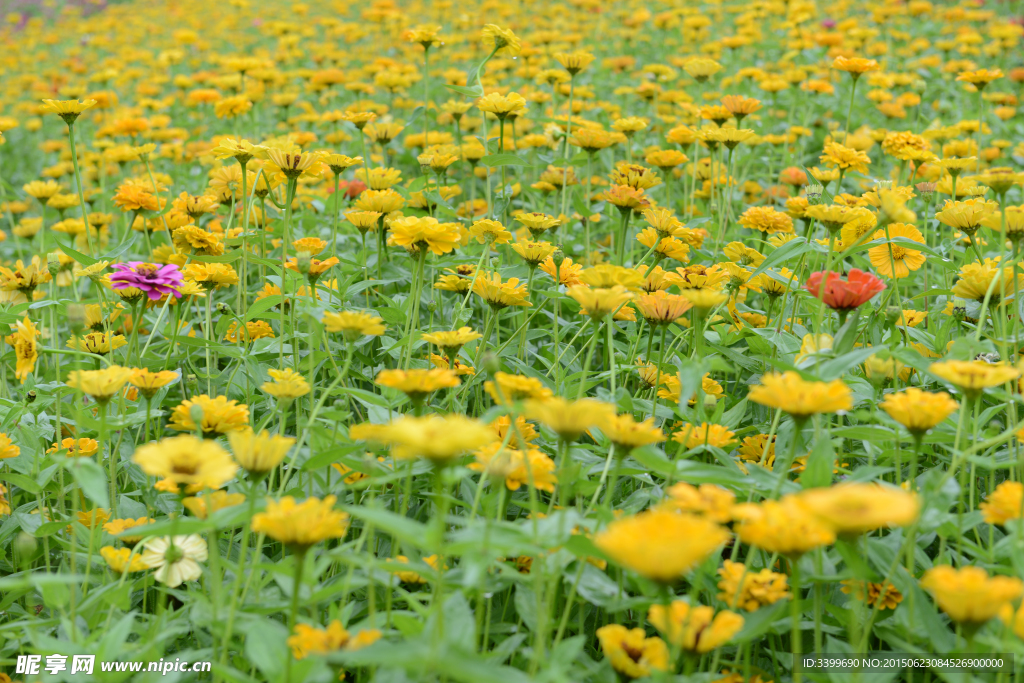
[[109, 262, 184, 301], [805, 268, 886, 311]]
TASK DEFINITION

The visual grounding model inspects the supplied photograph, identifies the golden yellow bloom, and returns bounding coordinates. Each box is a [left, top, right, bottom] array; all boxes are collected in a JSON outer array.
[[182, 491, 246, 519], [0, 433, 20, 460], [41, 98, 98, 124], [288, 621, 381, 659], [879, 388, 959, 434], [375, 368, 459, 401], [484, 371, 553, 404], [227, 428, 295, 475], [388, 216, 461, 255], [594, 509, 729, 582], [717, 560, 790, 611], [132, 435, 238, 493], [421, 327, 482, 358], [522, 397, 616, 442], [930, 360, 1020, 398], [128, 368, 177, 399], [100, 546, 150, 574], [4, 316, 38, 383], [554, 51, 595, 75], [567, 285, 633, 320], [252, 496, 349, 551], [47, 437, 97, 458], [596, 625, 669, 679], [648, 601, 744, 652], [66, 365, 133, 404], [831, 56, 880, 78], [469, 218, 513, 245], [475, 92, 527, 119], [481, 24, 521, 56], [980, 481, 1024, 525], [951, 259, 1024, 303], [261, 368, 311, 400], [66, 332, 128, 356], [748, 372, 853, 418], [183, 263, 239, 289], [672, 423, 736, 449], [168, 394, 250, 436], [841, 580, 903, 610], [102, 517, 154, 545], [473, 271, 531, 309], [661, 483, 735, 523], [733, 496, 836, 556], [684, 57, 723, 81], [920, 566, 1022, 624], [869, 223, 926, 278], [351, 414, 494, 462], [935, 198, 999, 233], [797, 483, 919, 536], [322, 311, 386, 340]]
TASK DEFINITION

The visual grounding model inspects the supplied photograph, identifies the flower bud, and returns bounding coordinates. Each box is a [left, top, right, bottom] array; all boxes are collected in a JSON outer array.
[[67, 304, 87, 333], [482, 352, 501, 375], [551, 248, 566, 268], [47, 252, 61, 277], [884, 306, 902, 325], [296, 250, 312, 275]]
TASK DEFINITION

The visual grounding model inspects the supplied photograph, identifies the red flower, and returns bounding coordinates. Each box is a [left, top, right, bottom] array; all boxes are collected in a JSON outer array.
[[804, 268, 886, 311], [325, 179, 367, 199]]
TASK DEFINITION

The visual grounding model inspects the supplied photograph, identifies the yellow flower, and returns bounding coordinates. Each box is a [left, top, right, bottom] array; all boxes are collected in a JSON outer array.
[[182, 491, 247, 519], [717, 560, 790, 611], [672, 423, 736, 449], [554, 51, 595, 75], [930, 360, 1020, 398], [660, 483, 735, 523], [594, 509, 729, 582], [869, 223, 926, 278], [748, 372, 852, 418], [472, 272, 531, 309], [103, 516, 154, 545], [600, 414, 666, 451], [797, 483, 919, 535], [4, 316, 38, 383], [596, 624, 669, 679], [47, 437, 97, 458], [522, 397, 616, 442], [168, 394, 250, 436], [648, 601, 744, 652], [41, 98, 98, 124], [831, 56, 880, 78], [634, 291, 692, 325], [951, 259, 1024, 303], [879, 388, 959, 434], [183, 262, 239, 289], [567, 285, 633, 320], [841, 579, 904, 610], [980, 481, 1024, 525], [288, 621, 360, 659], [680, 287, 729, 311], [935, 198, 999, 234], [132, 435, 238, 493], [128, 368, 178, 399], [733, 496, 836, 556], [322, 311, 386, 340], [484, 372, 553, 405], [388, 216, 461, 255], [481, 24, 521, 56], [920, 566, 1022, 624], [0, 433, 20, 460], [66, 332, 128, 355], [100, 546, 150, 574], [375, 368, 459, 401], [469, 218, 513, 244], [421, 327, 482, 358], [351, 414, 494, 462], [683, 57, 723, 81], [227, 428, 295, 475], [261, 368, 311, 400], [471, 443, 557, 492], [0, 256, 51, 293], [476, 92, 527, 120], [66, 365, 133, 404], [252, 496, 349, 551]]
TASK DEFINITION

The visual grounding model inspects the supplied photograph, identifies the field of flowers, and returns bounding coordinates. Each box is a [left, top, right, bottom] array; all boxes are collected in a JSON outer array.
[[0, 0, 1023, 681]]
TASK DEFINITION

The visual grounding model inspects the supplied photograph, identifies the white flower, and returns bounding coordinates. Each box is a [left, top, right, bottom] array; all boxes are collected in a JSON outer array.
[[141, 534, 208, 587]]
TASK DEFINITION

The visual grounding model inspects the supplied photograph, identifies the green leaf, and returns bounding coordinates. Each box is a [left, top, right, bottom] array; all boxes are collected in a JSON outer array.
[[748, 237, 816, 281], [65, 458, 109, 509], [243, 619, 289, 679], [342, 503, 435, 552], [58, 242, 98, 267]]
